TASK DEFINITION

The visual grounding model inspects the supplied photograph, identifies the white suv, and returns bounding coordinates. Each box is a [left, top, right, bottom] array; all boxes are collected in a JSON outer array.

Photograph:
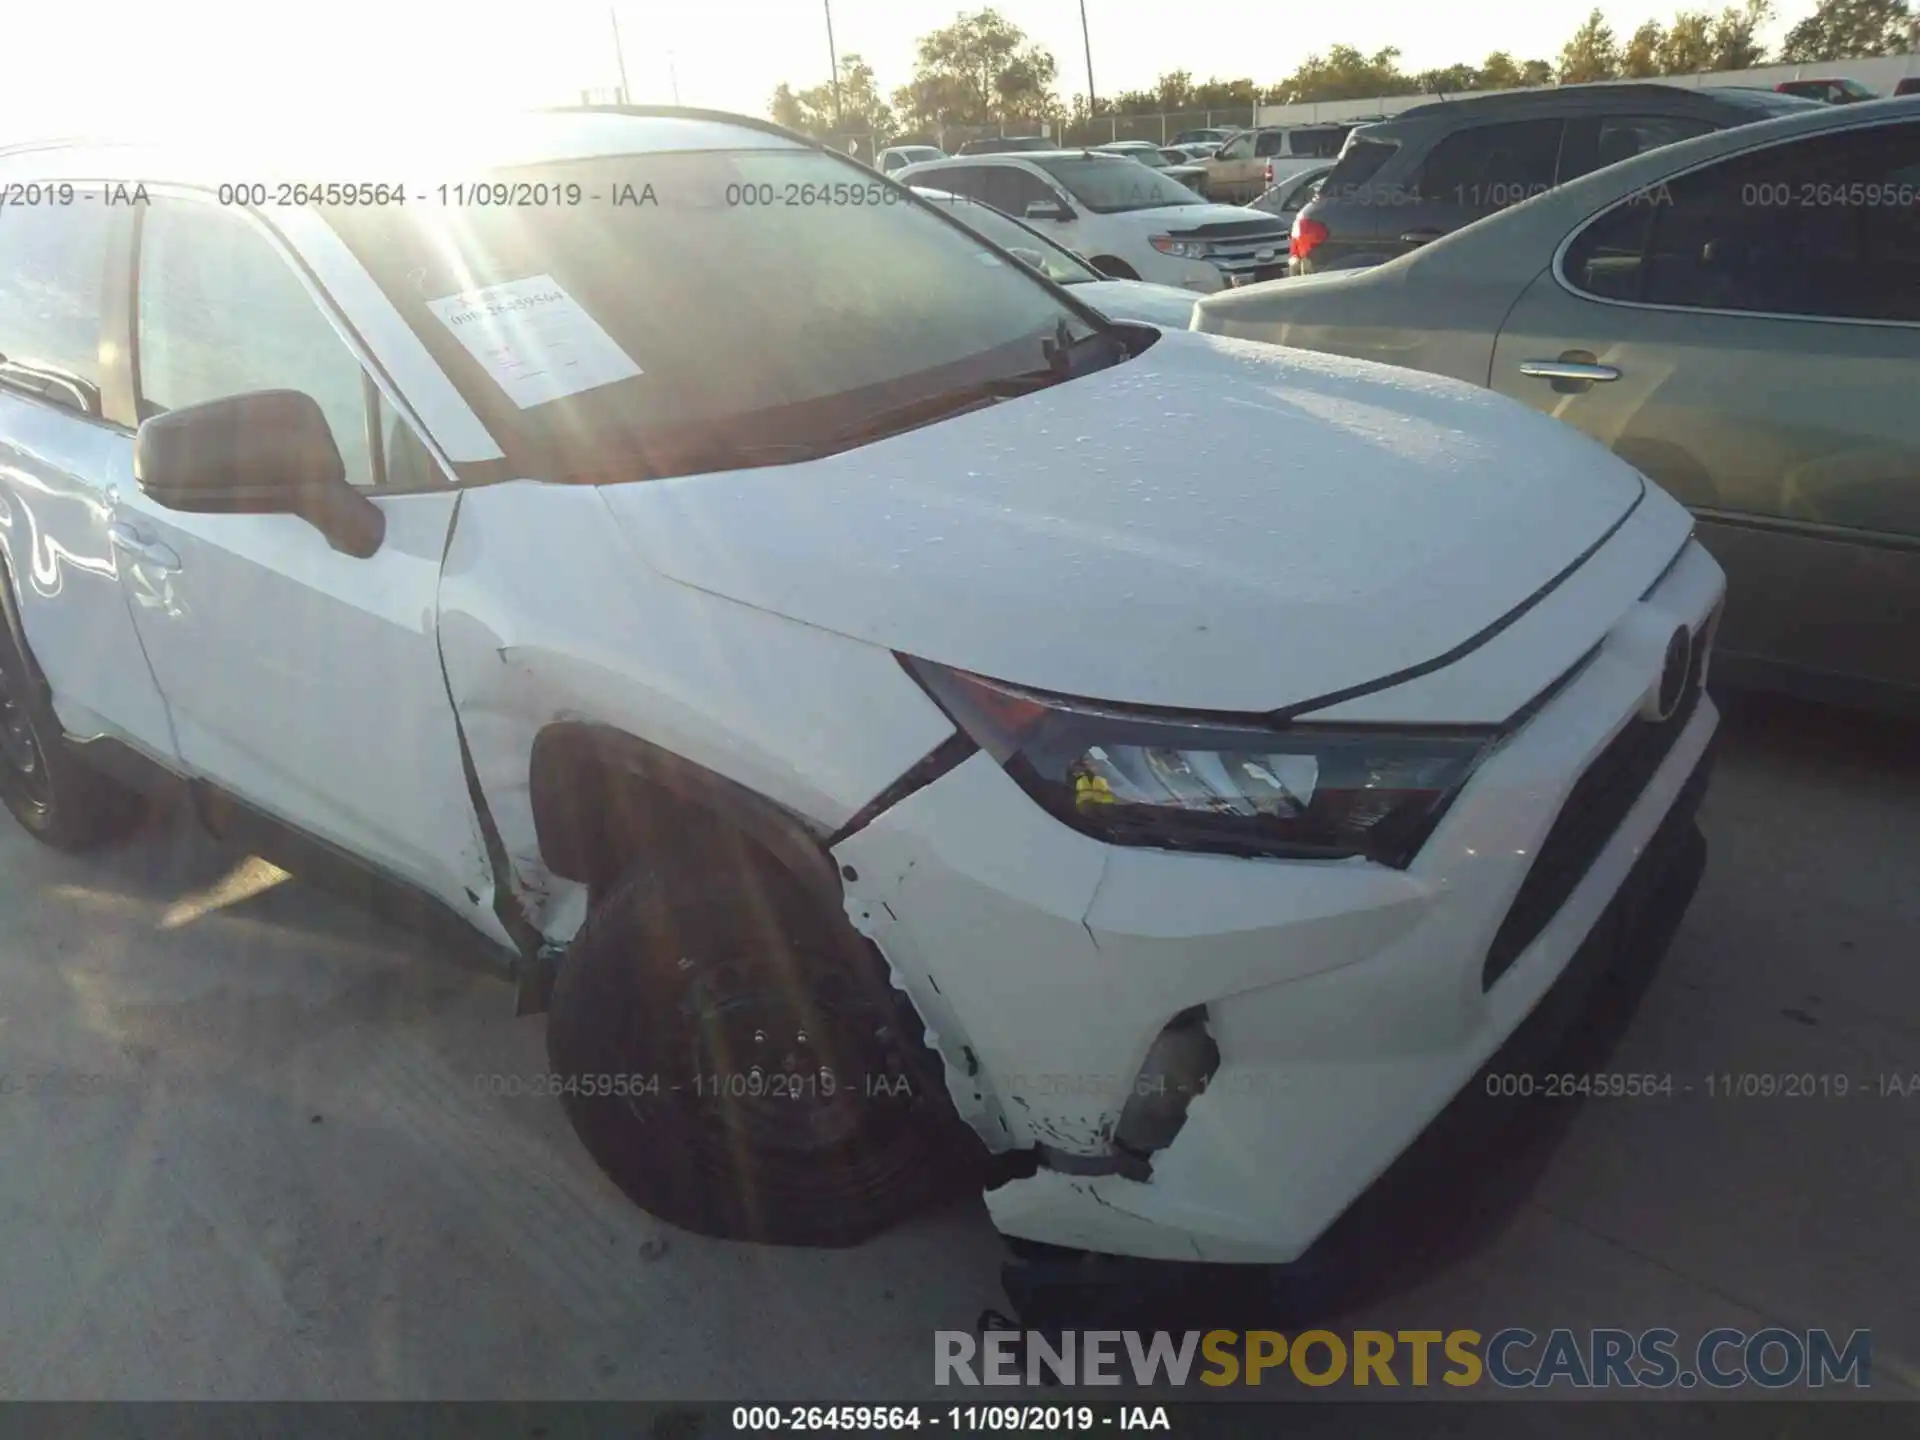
[[0, 108, 1723, 1265], [896, 151, 1292, 290]]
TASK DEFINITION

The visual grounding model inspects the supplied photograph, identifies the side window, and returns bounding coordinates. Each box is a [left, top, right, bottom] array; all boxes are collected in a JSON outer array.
[[931, 166, 994, 204], [1218, 134, 1254, 161], [1598, 115, 1716, 166], [0, 201, 113, 416], [1255, 132, 1289, 158], [1564, 121, 1920, 323], [977, 166, 1053, 217], [136, 201, 379, 488], [1416, 120, 1566, 207], [1561, 198, 1657, 301], [1293, 128, 1349, 159], [1561, 115, 1719, 182]]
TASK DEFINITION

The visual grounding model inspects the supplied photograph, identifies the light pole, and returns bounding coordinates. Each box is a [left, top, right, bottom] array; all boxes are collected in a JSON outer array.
[[609, 6, 632, 104], [1079, 0, 1096, 118], [824, 0, 844, 129]]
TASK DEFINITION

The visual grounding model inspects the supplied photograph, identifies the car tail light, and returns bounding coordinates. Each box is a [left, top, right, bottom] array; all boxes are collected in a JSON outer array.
[[1290, 215, 1328, 260], [1263, 160, 1274, 187]]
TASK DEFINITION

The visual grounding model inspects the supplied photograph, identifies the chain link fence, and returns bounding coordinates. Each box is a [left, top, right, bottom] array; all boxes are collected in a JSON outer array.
[[830, 109, 1265, 159], [567, 91, 1263, 161]]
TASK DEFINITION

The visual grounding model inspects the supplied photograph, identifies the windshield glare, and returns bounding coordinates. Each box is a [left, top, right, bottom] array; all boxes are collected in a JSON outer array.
[[325, 148, 1100, 480], [1036, 156, 1204, 212]]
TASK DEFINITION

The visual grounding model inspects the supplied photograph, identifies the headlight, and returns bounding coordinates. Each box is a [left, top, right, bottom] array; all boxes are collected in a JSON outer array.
[[1149, 235, 1212, 259], [905, 658, 1498, 868]]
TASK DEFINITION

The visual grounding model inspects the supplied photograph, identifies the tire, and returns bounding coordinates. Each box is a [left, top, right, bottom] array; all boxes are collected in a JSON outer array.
[[545, 851, 969, 1246], [1089, 256, 1140, 280], [0, 582, 145, 851]]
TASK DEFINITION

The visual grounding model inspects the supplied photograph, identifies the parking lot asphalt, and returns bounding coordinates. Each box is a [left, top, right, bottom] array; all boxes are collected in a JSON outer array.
[[0, 692, 1914, 1401]]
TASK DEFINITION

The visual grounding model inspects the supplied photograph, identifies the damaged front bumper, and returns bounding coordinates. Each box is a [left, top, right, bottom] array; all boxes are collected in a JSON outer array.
[[830, 546, 1723, 1266]]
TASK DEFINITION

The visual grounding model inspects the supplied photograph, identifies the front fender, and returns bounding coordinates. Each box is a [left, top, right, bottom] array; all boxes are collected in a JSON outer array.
[[435, 480, 956, 943]]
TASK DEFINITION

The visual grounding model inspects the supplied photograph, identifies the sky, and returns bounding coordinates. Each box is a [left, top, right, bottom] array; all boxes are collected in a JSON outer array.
[[3, 0, 1828, 139]]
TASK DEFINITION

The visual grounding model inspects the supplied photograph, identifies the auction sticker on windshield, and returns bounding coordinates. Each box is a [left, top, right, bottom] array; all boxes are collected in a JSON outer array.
[[425, 274, 642, 408]]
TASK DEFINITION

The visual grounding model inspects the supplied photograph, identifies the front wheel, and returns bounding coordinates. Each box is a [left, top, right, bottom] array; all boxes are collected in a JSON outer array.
[[545, 857, 968, 1246], [1088, 256, 1140, 280]]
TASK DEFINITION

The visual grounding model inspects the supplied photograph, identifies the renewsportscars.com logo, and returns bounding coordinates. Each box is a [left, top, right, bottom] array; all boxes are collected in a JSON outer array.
[[935, 1327, 1873, 1390]]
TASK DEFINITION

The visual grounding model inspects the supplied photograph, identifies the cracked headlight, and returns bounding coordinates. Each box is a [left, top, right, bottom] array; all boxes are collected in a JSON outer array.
[[905, 659, 1496, 868]]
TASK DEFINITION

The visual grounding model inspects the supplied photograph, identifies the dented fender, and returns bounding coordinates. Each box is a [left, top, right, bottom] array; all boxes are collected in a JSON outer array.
[[435, 479, 957, 947]]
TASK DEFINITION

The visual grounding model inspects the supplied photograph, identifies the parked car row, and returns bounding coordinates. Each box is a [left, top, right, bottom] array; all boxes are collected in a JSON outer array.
[[895, 149, 1291, 291], [0, 102, 1731, 1275], [1288, 82, 1821, 274], [1200, 96, 1920, 714]]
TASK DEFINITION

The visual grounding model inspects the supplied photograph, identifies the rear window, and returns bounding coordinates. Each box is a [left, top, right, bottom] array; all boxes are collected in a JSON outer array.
[[1318, 137, 1398, 200], [0, 201, 112, 413]]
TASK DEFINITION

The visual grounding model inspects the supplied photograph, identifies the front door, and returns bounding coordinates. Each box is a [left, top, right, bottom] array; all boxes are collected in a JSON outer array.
[[109, 194, 499, 914]]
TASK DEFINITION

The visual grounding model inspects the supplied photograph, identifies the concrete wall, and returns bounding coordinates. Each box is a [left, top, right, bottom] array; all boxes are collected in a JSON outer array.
[[1253, 51, 1920, 127]]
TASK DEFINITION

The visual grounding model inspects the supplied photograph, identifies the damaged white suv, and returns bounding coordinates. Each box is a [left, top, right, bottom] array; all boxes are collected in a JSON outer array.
[[0, 108, 1723, 1264]]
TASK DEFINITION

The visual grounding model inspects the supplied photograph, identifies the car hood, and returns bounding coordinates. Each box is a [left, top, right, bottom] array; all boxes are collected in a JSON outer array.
[[1068, 278, 1200, 327], [597, 329, 1645, 715], [1115, 202, 1281, 231]]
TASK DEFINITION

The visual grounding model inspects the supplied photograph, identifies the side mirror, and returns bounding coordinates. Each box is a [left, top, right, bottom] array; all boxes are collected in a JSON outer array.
[[1005, 246, 1048, 272], [133, 390, 386, 559], [1024, 199, 1072, 223]]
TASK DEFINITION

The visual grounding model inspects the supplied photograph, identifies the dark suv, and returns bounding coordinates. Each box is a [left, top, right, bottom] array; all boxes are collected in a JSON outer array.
[[1290, 82, 1821, 274]]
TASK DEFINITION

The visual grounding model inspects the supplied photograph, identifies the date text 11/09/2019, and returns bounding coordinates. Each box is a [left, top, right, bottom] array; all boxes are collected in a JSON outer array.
[[731, 1407, 1169, 1432], [1484, 1071, 1920, 1099]]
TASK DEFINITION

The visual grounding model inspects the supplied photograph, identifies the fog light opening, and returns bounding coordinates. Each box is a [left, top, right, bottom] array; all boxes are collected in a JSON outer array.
[[1113, 1006, 1221, 1162]]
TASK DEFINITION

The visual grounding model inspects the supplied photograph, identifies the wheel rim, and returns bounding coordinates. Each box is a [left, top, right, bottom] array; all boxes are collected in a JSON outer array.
[[665, 945, 927, 1160], [0, 657, 52, 812]]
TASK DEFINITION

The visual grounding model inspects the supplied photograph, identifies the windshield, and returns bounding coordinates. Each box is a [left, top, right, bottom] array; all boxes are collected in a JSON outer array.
[[1102, 146, 1170, 169], [324, 148, 1116, 482], [917, 192, 1099, 286], [1033, 156, 1204, 212]]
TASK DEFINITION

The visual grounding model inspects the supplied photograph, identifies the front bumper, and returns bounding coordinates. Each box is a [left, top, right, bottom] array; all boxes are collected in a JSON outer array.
[[832, 542, 1724, 1264]]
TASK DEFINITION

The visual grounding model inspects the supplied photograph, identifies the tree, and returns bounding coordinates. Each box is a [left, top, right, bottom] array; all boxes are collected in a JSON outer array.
[[1275, 45, 1410, 102], [891, 9, 1059, 132], [1778, 0, 1914, 59], [1559, 9, 1622, 81], [1155, 70, 1197, 111], [1622, 20, 1666, 75], [1477, 51, 1525, 88], [1709, 0, 1773, 68], [1656, 10, 1718, 70], [1520, 58, 1559, 83], [768, 54, 894, 139], [1415, 62, 1481, 94]]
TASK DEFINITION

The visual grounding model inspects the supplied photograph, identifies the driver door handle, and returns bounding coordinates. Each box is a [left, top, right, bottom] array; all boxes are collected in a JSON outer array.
[[107, 521, 182, 573], [1399, 230, 1445, 245], [1519, 359, 1622, 383]]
